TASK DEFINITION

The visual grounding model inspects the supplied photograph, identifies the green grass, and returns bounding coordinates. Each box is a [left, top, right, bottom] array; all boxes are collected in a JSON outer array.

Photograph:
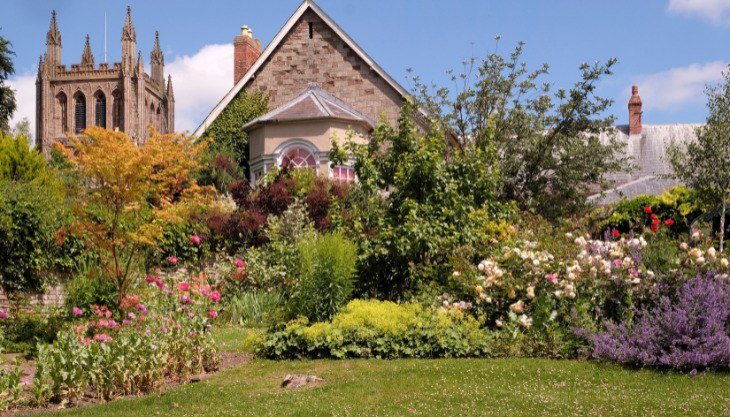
[[212, 325, 262, 352], [39, 356, 730, 416]]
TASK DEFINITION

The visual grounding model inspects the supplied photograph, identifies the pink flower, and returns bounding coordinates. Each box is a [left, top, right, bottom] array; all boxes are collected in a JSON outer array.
[[145, 329, 151, 334], [190, 235, 201, 245], [189, 332, 196, 337], [156, 279, 165, 289], [188, 312, 194, 318], [208, 310, 217, 318], [160, 326, 168, 332], [0, 310, 6, 319], [613, 259, 623, 266], [145, 276, 156, 283], [175, 324, 182, 330], [234, 259, 245, 267], [123, 319, 130, 325], [128, 312, 136, 320], [546, 274, 557, 284], [151, 345, 157, 350], [195, 345, 201, 350], [179, 282, 189, 291], [220, 341, 226, 346], [168, 256, 178, 264], [210, 292, 220, 302], [629, 268, 638, 276], [72, 307, 83, 316]]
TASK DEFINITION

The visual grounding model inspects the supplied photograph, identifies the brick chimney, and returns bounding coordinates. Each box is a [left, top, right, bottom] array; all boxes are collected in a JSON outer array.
[[233, 25, 262, 85], [628, 85, 643, 135]]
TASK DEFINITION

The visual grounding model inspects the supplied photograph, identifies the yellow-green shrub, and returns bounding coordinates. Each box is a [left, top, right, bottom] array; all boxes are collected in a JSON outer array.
[[261, 299, 488, 359]]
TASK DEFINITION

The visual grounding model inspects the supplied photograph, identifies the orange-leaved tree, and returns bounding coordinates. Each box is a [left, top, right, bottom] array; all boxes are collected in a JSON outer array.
[[55, 126, 214, 308]]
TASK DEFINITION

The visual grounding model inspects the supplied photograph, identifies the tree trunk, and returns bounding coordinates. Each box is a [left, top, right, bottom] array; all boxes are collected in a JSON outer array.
[[721, 191, 727, 253]]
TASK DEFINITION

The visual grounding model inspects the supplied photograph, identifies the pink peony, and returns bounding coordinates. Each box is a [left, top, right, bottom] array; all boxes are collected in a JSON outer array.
[[156, 279, 165, 289], [234, 259, 245, 267], [210, 292, 220, 302], [179, 282, 190, 291], [168, 256, 178, 264], [208, 310, 217, 318], [190, 235, 201, 245], [72, 307, 83, 316], [145, 276, 156, 283]]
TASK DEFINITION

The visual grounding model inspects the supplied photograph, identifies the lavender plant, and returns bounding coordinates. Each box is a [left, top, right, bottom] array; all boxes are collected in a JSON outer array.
[[588, 271, 730, 370]]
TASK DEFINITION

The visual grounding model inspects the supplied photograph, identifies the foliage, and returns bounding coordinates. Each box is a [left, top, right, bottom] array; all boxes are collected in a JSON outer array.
[[667, 66, 730, 252], [0, 132, 57, 187], [0, 180, 68, 294], [55, 127, 214, 308], [63, 261, 119, 319], [588, 271, 730, 371], [30, 269, 222, 406], [219, 292, 282, 327], [408, 42, 630, 219], [597, 186, 707, 237], [288, 232, 358, 322], [262, 299, 489, 359], [0, 309, 63, 357], [0, 30, 15, 133], [198, 89, 269, 171], [331, 101, 515, 298]]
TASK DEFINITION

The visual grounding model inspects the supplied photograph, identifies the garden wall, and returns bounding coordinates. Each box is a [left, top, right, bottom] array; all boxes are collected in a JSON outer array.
[[0, 280, 66, 312]]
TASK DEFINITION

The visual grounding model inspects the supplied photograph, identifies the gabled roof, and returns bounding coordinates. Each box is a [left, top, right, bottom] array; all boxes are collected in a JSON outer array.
[[193, 0, 410, 137], [242, 83, 376, 131]]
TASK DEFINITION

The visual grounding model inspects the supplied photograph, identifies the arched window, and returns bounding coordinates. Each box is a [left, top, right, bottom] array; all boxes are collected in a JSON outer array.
[[112, 90, 123, 131], [55, 92, 68, 135], [74, 93, 86, 134], [95, 92, 106, 128], [281, 148, 316, 169]]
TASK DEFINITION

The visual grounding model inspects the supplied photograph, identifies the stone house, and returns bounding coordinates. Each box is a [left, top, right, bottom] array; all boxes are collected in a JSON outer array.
[[36, 7, 175, 155], [193, 0, 411, 183]]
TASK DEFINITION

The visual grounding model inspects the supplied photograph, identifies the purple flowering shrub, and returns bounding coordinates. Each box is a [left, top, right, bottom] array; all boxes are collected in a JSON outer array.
[[588, 271, 730, 370]]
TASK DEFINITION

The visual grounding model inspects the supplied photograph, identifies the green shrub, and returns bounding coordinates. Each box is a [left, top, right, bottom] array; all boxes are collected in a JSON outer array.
[[288, 232, 357, 322], [63, 261, 118, 318], [0, 309, 63, 357], [262, 299, 488, 359]]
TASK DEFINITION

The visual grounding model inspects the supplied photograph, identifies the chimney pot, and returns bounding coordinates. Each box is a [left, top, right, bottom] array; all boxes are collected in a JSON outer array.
[[628, 85, 643, 135], [233, 25, 262, 85]]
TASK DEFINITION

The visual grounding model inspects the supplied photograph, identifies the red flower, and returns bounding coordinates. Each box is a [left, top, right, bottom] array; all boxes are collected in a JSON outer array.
[[652, 219, 661, 226], [650, 214, 657, 219], [665, 219, 675, 226], [651, 224, 658, 232], [644, 207, 652, 213], [612, 229, 620, 237]]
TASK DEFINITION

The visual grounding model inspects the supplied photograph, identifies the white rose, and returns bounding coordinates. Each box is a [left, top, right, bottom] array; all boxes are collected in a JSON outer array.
[[708, 247, 717, 260], [721, 258, 729, 268], [680, 242, 689, 251], [696, 256, 706, 265], [495, 319, 503, 328]]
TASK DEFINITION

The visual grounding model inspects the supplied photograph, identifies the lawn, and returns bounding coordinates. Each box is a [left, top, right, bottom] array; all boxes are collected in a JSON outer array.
[[40, 354, 730, 417]]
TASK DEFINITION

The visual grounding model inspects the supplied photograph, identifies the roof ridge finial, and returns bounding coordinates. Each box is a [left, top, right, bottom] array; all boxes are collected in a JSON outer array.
[[122, 5, 136, 42], [81, 34, 94, 67], [47, 9, 61, 46]]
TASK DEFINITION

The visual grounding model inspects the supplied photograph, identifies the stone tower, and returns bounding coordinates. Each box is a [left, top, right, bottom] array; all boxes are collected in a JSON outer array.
[[35, 7, 175, 156]]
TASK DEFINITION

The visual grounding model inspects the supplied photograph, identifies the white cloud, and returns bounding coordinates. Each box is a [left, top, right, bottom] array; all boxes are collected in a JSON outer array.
[[668, 0, 730, 24], [7, 74, 37, 141], [634, 61, 726, 111], [166, 43, 233, 134]]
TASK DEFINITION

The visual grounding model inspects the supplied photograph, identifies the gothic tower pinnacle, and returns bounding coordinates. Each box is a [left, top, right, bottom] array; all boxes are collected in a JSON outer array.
[[81, 34, 94, 67], [45, 10, 62, 71], [121, 6, 137, 70], [150, 31, 165, 87]]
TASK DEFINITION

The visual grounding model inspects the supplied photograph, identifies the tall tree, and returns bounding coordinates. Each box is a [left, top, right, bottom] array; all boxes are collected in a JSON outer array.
[[666, 66, 730, 253], [409, 42, 631, 220], [0, 29, 16, 134]]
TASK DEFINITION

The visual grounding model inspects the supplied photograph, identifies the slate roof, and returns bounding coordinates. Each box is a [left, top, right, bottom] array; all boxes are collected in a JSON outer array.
[[242, 83, 376, 131], [588, 123, 701, 205]]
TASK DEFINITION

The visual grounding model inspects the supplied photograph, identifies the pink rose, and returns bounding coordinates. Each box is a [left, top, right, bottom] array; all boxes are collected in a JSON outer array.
[[145, 276, 156, 283], [168, 256, 178, 264], [210, 292, 220, 302], [179, 282, 189, 291], [72, 307, 83, 316], [0, 310, 9, 319], [234, 259, 245, 267], [190, 236, 201, 245], [208, 310, 217, 318]]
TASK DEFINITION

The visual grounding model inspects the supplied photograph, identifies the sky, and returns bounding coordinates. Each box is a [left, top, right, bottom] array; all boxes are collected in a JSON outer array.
[[3, 0, 730, 136]]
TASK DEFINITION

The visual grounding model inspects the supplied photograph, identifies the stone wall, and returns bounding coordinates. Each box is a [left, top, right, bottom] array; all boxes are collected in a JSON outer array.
[[247, 9, 404, 127], [0, 281, 66, 313]]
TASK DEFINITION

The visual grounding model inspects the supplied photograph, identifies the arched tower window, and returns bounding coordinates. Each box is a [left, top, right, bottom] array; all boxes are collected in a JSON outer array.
[[55, 92, 68, 136], [281, 148, 316, 169], [95, 91, 106, 128], [112, 90, 123, 131], [74, 93, 86, 134]]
